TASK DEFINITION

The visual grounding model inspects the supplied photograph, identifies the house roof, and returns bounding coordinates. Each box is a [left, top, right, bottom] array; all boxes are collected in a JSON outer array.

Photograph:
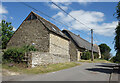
[[26, 11, 69, 40], [62, 29, 99, 53]]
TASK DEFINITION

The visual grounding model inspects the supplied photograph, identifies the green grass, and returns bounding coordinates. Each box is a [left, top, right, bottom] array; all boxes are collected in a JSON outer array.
[[79, 59, 111, 63], [2, 62, 80, 74]]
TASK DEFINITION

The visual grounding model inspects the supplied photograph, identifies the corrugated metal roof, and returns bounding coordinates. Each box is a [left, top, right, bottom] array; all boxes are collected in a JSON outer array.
[[62, 29, 99, 53]]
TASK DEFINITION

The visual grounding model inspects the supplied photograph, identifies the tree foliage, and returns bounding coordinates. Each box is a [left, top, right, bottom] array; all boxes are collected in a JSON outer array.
[[113, 24, 120, 63], [113, 2, 120, 63], [115, 2, 120, 21], [81, 51, 91, 60], [3, 45, 37, 63], [114, 24, 120, 54], [99, 43, 111, 60], [0, 20, 14, 49]]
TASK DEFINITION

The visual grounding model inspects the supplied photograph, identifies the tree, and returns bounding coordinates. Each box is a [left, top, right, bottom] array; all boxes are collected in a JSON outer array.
[[99, 44, 111, 60], [115, 2, 120, 21], [113, 2, 120, 63], [114, 24, 120, 62], [0, 20, 14, 49], [81, 51, 91, 60]]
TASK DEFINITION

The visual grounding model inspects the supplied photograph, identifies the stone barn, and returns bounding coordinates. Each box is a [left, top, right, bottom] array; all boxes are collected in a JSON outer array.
[[62, 29, 101, 61], [7, 11, 70, 67]]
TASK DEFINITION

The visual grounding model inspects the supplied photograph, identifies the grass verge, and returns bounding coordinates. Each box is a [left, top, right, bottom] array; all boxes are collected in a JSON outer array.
[[2, 62, 80, 75], [79, 59, 111, 63]]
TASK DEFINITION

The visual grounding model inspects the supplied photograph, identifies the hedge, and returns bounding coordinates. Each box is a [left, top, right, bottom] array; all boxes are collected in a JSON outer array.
[[3, 45, 37, 63]]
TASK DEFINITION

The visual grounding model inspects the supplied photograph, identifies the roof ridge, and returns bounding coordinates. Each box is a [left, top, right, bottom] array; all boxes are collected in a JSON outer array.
[[30, 11, 69, 40], [31, 11, 61, 32], [63, 29, 90, 44]]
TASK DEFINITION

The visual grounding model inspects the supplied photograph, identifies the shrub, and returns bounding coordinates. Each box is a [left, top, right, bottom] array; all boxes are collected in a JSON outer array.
[[23, 45, 37, 52], [94, 53, 99, 59], [110, 56, 116, 63], [81, 51, 91, 60], [3, 45, 37, 63], [110, 52, 120, 63]]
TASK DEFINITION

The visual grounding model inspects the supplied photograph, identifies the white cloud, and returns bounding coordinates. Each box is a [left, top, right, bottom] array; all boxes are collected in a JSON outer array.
[[50, 0, 91, 6], [49, 0, 118, 2], [62, 2, 72, 6], [49, 4, 69, 10], [2, 0, 119, 2], [13, 27, 16, 31], [0, 4, 8, 14], [48, 2, 72, 10], [0, 15, 7, 23], [47, 1, 90, 11], [53, 10, 118, 36], [77, 0, 90, 5], [50, 0, 72, 3], [0, 4, 8, 22], [10, 16, 13, 20], [93, 21, 117, 36], [78, 2, 88, 5]]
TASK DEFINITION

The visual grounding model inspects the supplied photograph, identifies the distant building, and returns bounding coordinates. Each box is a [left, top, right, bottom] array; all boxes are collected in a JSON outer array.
[[62, 29, 101, 61], [7, 11, 70, 67]]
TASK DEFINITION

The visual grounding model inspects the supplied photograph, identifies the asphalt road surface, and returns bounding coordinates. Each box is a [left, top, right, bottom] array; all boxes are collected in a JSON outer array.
[[2, 63, 119, 81]]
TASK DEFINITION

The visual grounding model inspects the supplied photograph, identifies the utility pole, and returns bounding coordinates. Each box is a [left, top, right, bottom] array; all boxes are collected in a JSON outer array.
[[91, 29, 94, 61]]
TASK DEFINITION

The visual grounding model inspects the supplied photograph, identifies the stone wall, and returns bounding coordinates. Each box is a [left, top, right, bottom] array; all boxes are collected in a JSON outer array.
[[98, 47, 101, 58], [28, 52, 70, 67], [49, 33, 69, 55], [62, 31, 77, 61], [7, 14, 71, 67], [7, 19, 49, 52], [69, 41, 77, 61], [77, 50, 82, 61]]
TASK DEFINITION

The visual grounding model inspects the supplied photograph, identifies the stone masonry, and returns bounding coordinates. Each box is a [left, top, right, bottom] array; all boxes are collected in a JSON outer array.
[[49, 33, 69, 55], [28, 52, 70, 67], [7, 11, 70, 67], [30, 33, 70, 67], [7, 19, 49, 52]]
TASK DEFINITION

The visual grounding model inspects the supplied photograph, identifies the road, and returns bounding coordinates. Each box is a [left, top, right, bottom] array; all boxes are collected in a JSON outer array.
[[2, 63, 119, 81]]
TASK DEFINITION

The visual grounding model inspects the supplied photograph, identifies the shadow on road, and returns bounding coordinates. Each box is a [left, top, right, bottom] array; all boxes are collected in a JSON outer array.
[[95, 63, 117, 68], [118, 68, 120, 82], [86, 63, 120, 82], [86, 68, 113, 74], [86, 63, 118, 74]]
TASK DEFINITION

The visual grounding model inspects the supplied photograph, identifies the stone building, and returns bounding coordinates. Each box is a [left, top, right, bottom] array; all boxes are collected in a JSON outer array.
[[62, 29, 101, 61], [7, 11, 70, 67]]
